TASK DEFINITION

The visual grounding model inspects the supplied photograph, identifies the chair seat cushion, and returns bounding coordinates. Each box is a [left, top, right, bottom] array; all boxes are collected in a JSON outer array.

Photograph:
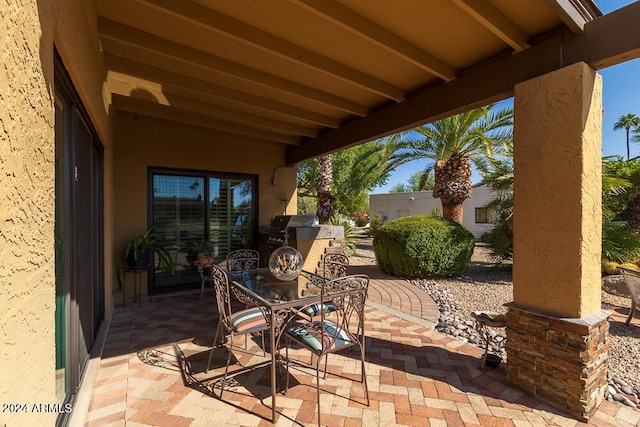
[[300, 301, 337, 317], [230, 308, 267, 333], [286, 320, 352, 353]]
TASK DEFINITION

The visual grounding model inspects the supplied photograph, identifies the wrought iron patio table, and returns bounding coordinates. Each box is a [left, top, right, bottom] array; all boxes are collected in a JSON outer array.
[[229, 268, 326, 422]]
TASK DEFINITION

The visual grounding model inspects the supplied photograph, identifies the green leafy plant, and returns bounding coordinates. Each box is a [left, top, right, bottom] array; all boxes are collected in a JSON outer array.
[[191, 239, 216, 266], [193, 239, 215, 258], [369, 214, 387, 237], [116, 227, 174, 290], [373, 215, 474, 277], [327, 213, 358, 256], [352, 213, 369, 227]]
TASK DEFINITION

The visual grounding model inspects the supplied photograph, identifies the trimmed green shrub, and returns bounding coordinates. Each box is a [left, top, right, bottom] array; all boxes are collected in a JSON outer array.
[[373, 215, 474, 277]]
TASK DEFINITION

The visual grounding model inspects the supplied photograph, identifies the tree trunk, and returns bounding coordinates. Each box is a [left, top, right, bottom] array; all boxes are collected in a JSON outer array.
[[317, 154, 334, 224], [622, 190, 640, 227], [626, 126, 631, 161], [432, 154, 472, 224], [440, 197, 464, 224]]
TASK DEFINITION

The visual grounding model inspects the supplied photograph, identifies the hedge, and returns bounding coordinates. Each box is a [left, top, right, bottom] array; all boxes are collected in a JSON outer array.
[[373, 215, 474, 277]]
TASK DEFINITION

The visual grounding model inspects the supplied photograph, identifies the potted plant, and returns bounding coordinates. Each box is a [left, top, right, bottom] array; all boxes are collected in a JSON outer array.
[[193, 239, 216, 267], [116, 227, 175, 290]]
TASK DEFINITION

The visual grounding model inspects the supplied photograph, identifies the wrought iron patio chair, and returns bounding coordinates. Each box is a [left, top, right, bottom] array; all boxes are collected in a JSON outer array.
[[284, 274, 370, 427], [618, 267, 640, 326], [298, 253, 349, 320], [226, 249, 261, 347], [226, 249, 260, 272], [205, 265, 268, 397]]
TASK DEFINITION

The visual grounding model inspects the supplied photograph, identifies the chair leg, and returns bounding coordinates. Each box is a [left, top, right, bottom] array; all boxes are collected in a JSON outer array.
[[315, 353, 322, 427], [626, 305, 636, 326], [206, 321, 224, 373], [323, 354, 329, 379], [220, 332, 235, 399], [360, 344, 370, 406], [285, 340, 290, 394]]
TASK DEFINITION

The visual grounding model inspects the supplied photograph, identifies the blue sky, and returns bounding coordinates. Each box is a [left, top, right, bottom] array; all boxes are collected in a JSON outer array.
[[373, 0, 640, 193]]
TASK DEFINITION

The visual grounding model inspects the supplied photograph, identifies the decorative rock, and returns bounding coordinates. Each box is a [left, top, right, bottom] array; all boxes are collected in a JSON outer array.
[[613, 393, 628, 403], [615, 378, 629, 387], [622, 396, 638, 408], [621, 385, 634, 395], [410, 275, 640, 413]]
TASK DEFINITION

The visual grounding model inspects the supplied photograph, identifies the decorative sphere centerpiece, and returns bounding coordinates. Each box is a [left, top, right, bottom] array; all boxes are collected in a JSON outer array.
[[269, 246, 303, 281]]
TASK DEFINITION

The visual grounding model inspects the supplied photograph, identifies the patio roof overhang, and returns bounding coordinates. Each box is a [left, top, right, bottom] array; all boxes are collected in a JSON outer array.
[[97, 0, 639, 165]]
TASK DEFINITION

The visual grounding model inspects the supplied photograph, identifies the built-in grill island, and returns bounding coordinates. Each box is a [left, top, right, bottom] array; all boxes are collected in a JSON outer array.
[[258, 215, 345, 275]]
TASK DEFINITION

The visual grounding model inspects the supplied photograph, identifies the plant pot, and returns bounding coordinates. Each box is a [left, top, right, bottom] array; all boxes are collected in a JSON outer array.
[[197, 254, 215, 267], [484, 353, 502, 368], [127, 248, 149, 268]]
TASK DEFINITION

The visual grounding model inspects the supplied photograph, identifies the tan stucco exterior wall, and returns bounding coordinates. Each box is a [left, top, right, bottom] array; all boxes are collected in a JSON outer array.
[[0, 0, 113, 423], [52, 0, 115, 313], [0, 1, 56, 423], [111, 112, 297, 291], [513, 62, 602, 318]]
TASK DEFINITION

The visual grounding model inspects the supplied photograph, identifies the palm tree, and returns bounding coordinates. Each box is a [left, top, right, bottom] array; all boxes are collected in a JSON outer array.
[[476, 139, 514, 261], [478, 153, 640, 264], [384, 104, 513, 223], [613, 113, 640, 160], [316, 154, 334, 223]]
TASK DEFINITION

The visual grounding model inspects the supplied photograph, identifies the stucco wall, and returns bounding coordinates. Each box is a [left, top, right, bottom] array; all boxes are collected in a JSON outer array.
[[111, 112, 297, 291], [52, 0, 115, 313], [369, 186, 496, 238], [0, 0, 56, 424], [513, 62, 602, 318], [0, 0, 114, 423]]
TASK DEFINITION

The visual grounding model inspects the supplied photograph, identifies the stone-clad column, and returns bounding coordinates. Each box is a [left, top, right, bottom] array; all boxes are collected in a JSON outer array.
[[509, 62, 608, 421]]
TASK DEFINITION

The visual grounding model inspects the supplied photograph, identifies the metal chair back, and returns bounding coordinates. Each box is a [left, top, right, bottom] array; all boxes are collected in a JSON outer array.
[[323, 253, 349, 279], [618, 267, 640, 325], [226, 249, 260, 272]]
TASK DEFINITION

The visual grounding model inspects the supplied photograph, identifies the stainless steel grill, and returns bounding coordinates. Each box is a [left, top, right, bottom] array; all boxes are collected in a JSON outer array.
[[258, 215, 315, 264]]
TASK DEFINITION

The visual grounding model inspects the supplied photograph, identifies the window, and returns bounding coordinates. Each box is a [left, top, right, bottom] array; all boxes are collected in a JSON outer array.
[[475, 207, 497, 224], [150, 169, 257, 292]]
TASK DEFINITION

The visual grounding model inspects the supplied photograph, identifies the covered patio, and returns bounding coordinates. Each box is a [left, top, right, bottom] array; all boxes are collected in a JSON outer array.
[[78, 276, 637, 426], [4, 0, 640, 426]]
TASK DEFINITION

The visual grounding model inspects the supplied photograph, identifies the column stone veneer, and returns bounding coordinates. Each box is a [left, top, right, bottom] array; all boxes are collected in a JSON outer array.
[[509, 62, 608, 420]]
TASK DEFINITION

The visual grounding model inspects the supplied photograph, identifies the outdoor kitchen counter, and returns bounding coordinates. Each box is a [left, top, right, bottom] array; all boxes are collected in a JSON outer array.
[[288, 225, 345, 273]]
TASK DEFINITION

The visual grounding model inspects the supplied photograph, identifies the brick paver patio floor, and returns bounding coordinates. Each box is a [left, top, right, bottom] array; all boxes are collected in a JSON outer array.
[[76, 270, 640, 427]]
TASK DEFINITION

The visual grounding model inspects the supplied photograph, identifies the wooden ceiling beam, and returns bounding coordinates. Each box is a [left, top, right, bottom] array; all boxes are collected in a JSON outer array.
[[98, 18, 369, 116], [112, 95, 301, 145], [119, 112, 285, 150], [285, 2, 640, 164], [450, 0, 530, 51], [105, 54, 341, 128], [109, 78, 318, 137], [138, 0, 404, 101], [288, 0, 457, 81], [544, 0, 600, 33]]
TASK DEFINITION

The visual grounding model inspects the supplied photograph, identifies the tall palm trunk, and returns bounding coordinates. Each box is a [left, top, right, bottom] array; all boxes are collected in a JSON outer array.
[[626, 126, 631, 160], [317, 154, 334, 224], [433, 155, 472, 224]]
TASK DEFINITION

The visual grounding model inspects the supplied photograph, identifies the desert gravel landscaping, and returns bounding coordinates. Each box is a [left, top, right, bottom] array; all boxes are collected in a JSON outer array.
[[351, 237, 640, 403]]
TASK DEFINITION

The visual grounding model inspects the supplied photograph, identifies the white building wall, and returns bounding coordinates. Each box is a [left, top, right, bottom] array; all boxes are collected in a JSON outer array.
[[369, 185, 496, 239]]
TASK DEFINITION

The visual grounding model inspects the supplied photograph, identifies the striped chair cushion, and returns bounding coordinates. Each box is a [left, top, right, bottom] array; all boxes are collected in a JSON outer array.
[[286, 320, 352, 353], [300, 301, 337, 317], [229, 308, 267, 333]]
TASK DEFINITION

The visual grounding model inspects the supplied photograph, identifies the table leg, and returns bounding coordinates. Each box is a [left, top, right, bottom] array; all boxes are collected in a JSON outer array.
[[270, 311, 277, 422], [480, 325, 490, 369]]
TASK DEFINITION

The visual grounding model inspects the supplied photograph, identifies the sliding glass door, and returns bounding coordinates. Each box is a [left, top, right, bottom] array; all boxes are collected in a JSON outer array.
[[150, 170, 256, 292], [54, 53, 104, 425]]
